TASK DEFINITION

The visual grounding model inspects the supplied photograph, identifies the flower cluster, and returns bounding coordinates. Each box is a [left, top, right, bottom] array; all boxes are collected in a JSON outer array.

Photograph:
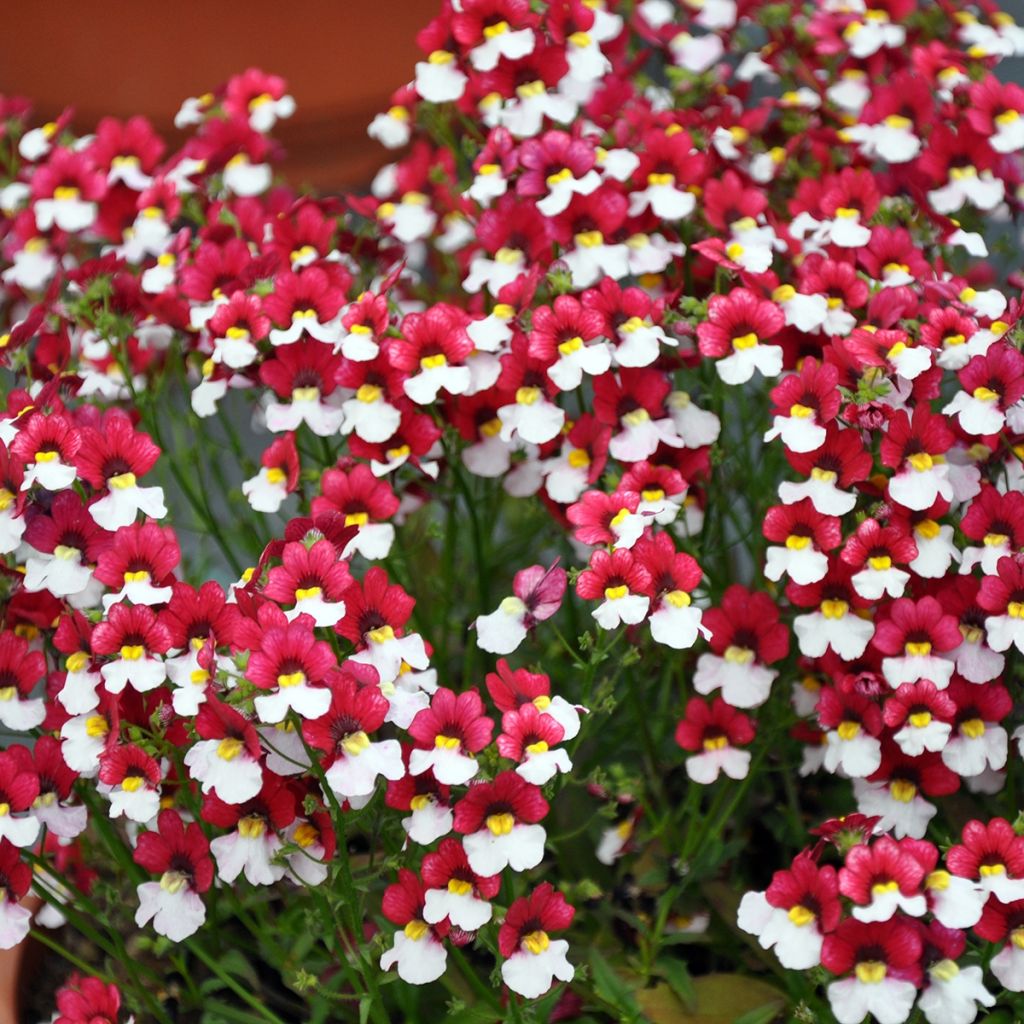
[[3, 0, 1024, 1019]]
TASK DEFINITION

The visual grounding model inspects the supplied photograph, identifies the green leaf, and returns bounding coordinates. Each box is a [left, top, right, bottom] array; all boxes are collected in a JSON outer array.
[[655, 957, 696, 1011], [589, 948, 642, 1020]]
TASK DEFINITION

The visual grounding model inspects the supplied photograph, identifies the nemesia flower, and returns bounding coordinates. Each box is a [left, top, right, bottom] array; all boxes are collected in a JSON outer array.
[[304, 672, 404, 802], [738, 852, 840, 969], [134, 810, 213, 942], [475, 561, 566, 654], [380, 869, 449, 985], [694, 585, 789, 709], [675, 697, 754, 784], [454, 770, 547, 875], [499, 883, 575, 998], [184, 700, 265, 806], [821, 917, 921, 1024], [421, 837, 500, 932], [575, 547, 651, 629], [697, 289, 784, 385], [485, 658, 582, 741], [0, 839, 32, 948], [408, 688, 494, 786], [92, 603, 171, 694]]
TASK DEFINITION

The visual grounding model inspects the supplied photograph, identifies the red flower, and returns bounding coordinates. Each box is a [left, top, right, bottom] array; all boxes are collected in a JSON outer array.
[[497, 702, 565, 761], [74, 411, 161, 490], [311, 464, 400, 525], [485, 659, 552, 712], [697, 289, 784, 358], [840, 519, 917, 573], [821, 918, 922, 984], [54, 974, 126, 1024], [566, 489, 641, 546], [93, 522, 180, 591], [134, 809, 214, 894], [839, 836, 925, 907], [245, 617, 336, 691], [498, 883, 574, 957], [768, 358, 841, 426], [674, 697, 755, 752], [453, 771, 548, 834], [871, 597, 961, 658], [575, 547, 651, 601], [422, 837, 501, 901], [765, 852, 841, 933], [702, 585, 789, 664], [947, 818, 1024, 883], [262, 539, 353, 606], [763, 499, 842, 551], [91, 604, 172, 658], [391, 305, 473, 375], [335, 567, 416, 646], [409, 688, 494, 755]]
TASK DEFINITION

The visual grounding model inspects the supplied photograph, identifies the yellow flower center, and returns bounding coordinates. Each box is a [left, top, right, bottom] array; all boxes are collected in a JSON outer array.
[[890, 780, 916, 802], [724, 645, 754, 664], [448, 878, 473, 896], [434, 735, 461, 750], [787, 905, 815, 927], [703, 735, 728, 751], [567, 448, 590, 468], [342, 731, 371, 756], [558, 336, 584, 356], [486, 812, 515, 836], [295, 586, 322, 601], [868, 556, 892, 571], [731, 332, 758, 351], [526, 740, 549, 755], [404, 919, 429, 941], [368, 625, 396, 644], [905, 641, 932, 657], [837, 721, 860, 741], [85, 715, 109, 738], [217, 737, 244, 761], [665, 590, 691, 608], [420, 353, 447, 371], [522, 930, 550, 955], [906, 452, 933, 473], [120, 645, 145, 661], [908, 712, 932, 728], [961, 718, 986, 739], [604, 585, 628, 600], [785, 534, 811, 550], [292, 386, 320, 403], [855, 961, 887, 985], [277, 671, 306, 688], [238, 815, 266, 839]]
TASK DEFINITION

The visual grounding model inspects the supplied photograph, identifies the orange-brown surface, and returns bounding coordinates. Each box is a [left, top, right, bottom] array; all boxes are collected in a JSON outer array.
[[0, 0, 441, 191]]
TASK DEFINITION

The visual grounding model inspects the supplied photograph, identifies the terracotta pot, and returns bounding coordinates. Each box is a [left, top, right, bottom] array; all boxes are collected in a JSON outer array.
[[0, 0, 441, 190]]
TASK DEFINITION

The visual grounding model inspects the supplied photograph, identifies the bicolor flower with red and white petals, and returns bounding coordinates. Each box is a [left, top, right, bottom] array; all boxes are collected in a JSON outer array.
[[204, 779, 295, 887], [499, 883, 574, 998], [95, 522, 179, 609], [408, 688, 494, 786], [947, 818, 1024, 904], [454, 771, 548, 876], [92, 603, 171, 694], [872, 597, 961, 689], [980, 555, 1024, 655], [262, 539, 351, 627], [697, 289, 785, 386], [184, 700, 265, 806], [635, 531, 707, 650], [976, 897, 1024, 992], [421, 837, 500, 933], [245, 614, 335, 723], [243, 433, 300, 514], [738, 853, 840, 969], [839, 837, 927, 923], [74, 414, 166, 530], [789, 565, 875, 662], [763, 359, 841, 453], [880, 406, 955, 512], [0, 631, 47, 732], [311, 463, 400, 561], [380, 869, 449, 985], [386, 762, 454, 846], [486, 659, 582, 741], [497, 702, 571, 785], [693, 585, 788, 709], [0, 840, 32, 949], [675, 697, 754, 784], [841, 519, 917, 601], [303, 672, 404, 803], [134, 810, 213, 942], [883, 681, 955, 758], [817, 687, 883, 779], [780, 428, 872, 517], [575, 547, 651, 630], [392, 305, 474, 406], [259, 342, 346, 437], [763, 500, 841, 586], [97, 743, 162, 823], [11, 412, 81, 492], [822, 917, 921, 1024], [943, 346, 1024, 436]]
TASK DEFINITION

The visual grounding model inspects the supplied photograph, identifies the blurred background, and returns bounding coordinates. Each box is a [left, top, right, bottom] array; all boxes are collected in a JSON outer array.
[[0, 0, 442, 192]]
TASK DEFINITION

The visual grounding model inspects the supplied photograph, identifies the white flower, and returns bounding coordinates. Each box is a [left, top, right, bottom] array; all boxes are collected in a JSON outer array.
[[737, 890, 823, 969], [211, 827, 285, 886], [325, 736, 405, 799], [423, 886, 492, 932], [135, 878, 206, 942], [827, 973, 917, 1024], [686, 745, 750, 785], [380, 927, 447, 985], [463, 821, 546, 876], [823, 726, 881, 778], [501, 939, 574, 998], [402, 797, 453, 846], [919, 960, 995, 1024], [694, 652, 776, 709], [183, 738, 264, 805], [476, 596, 530, 655]]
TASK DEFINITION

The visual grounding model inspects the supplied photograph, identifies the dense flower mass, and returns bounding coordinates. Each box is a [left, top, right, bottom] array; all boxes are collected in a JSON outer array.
[[4, 0, 1024, 1020]]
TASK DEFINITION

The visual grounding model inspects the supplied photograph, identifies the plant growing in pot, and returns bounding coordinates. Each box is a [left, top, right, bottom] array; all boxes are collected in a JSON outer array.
[[3, 1, 1024, 1022]]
